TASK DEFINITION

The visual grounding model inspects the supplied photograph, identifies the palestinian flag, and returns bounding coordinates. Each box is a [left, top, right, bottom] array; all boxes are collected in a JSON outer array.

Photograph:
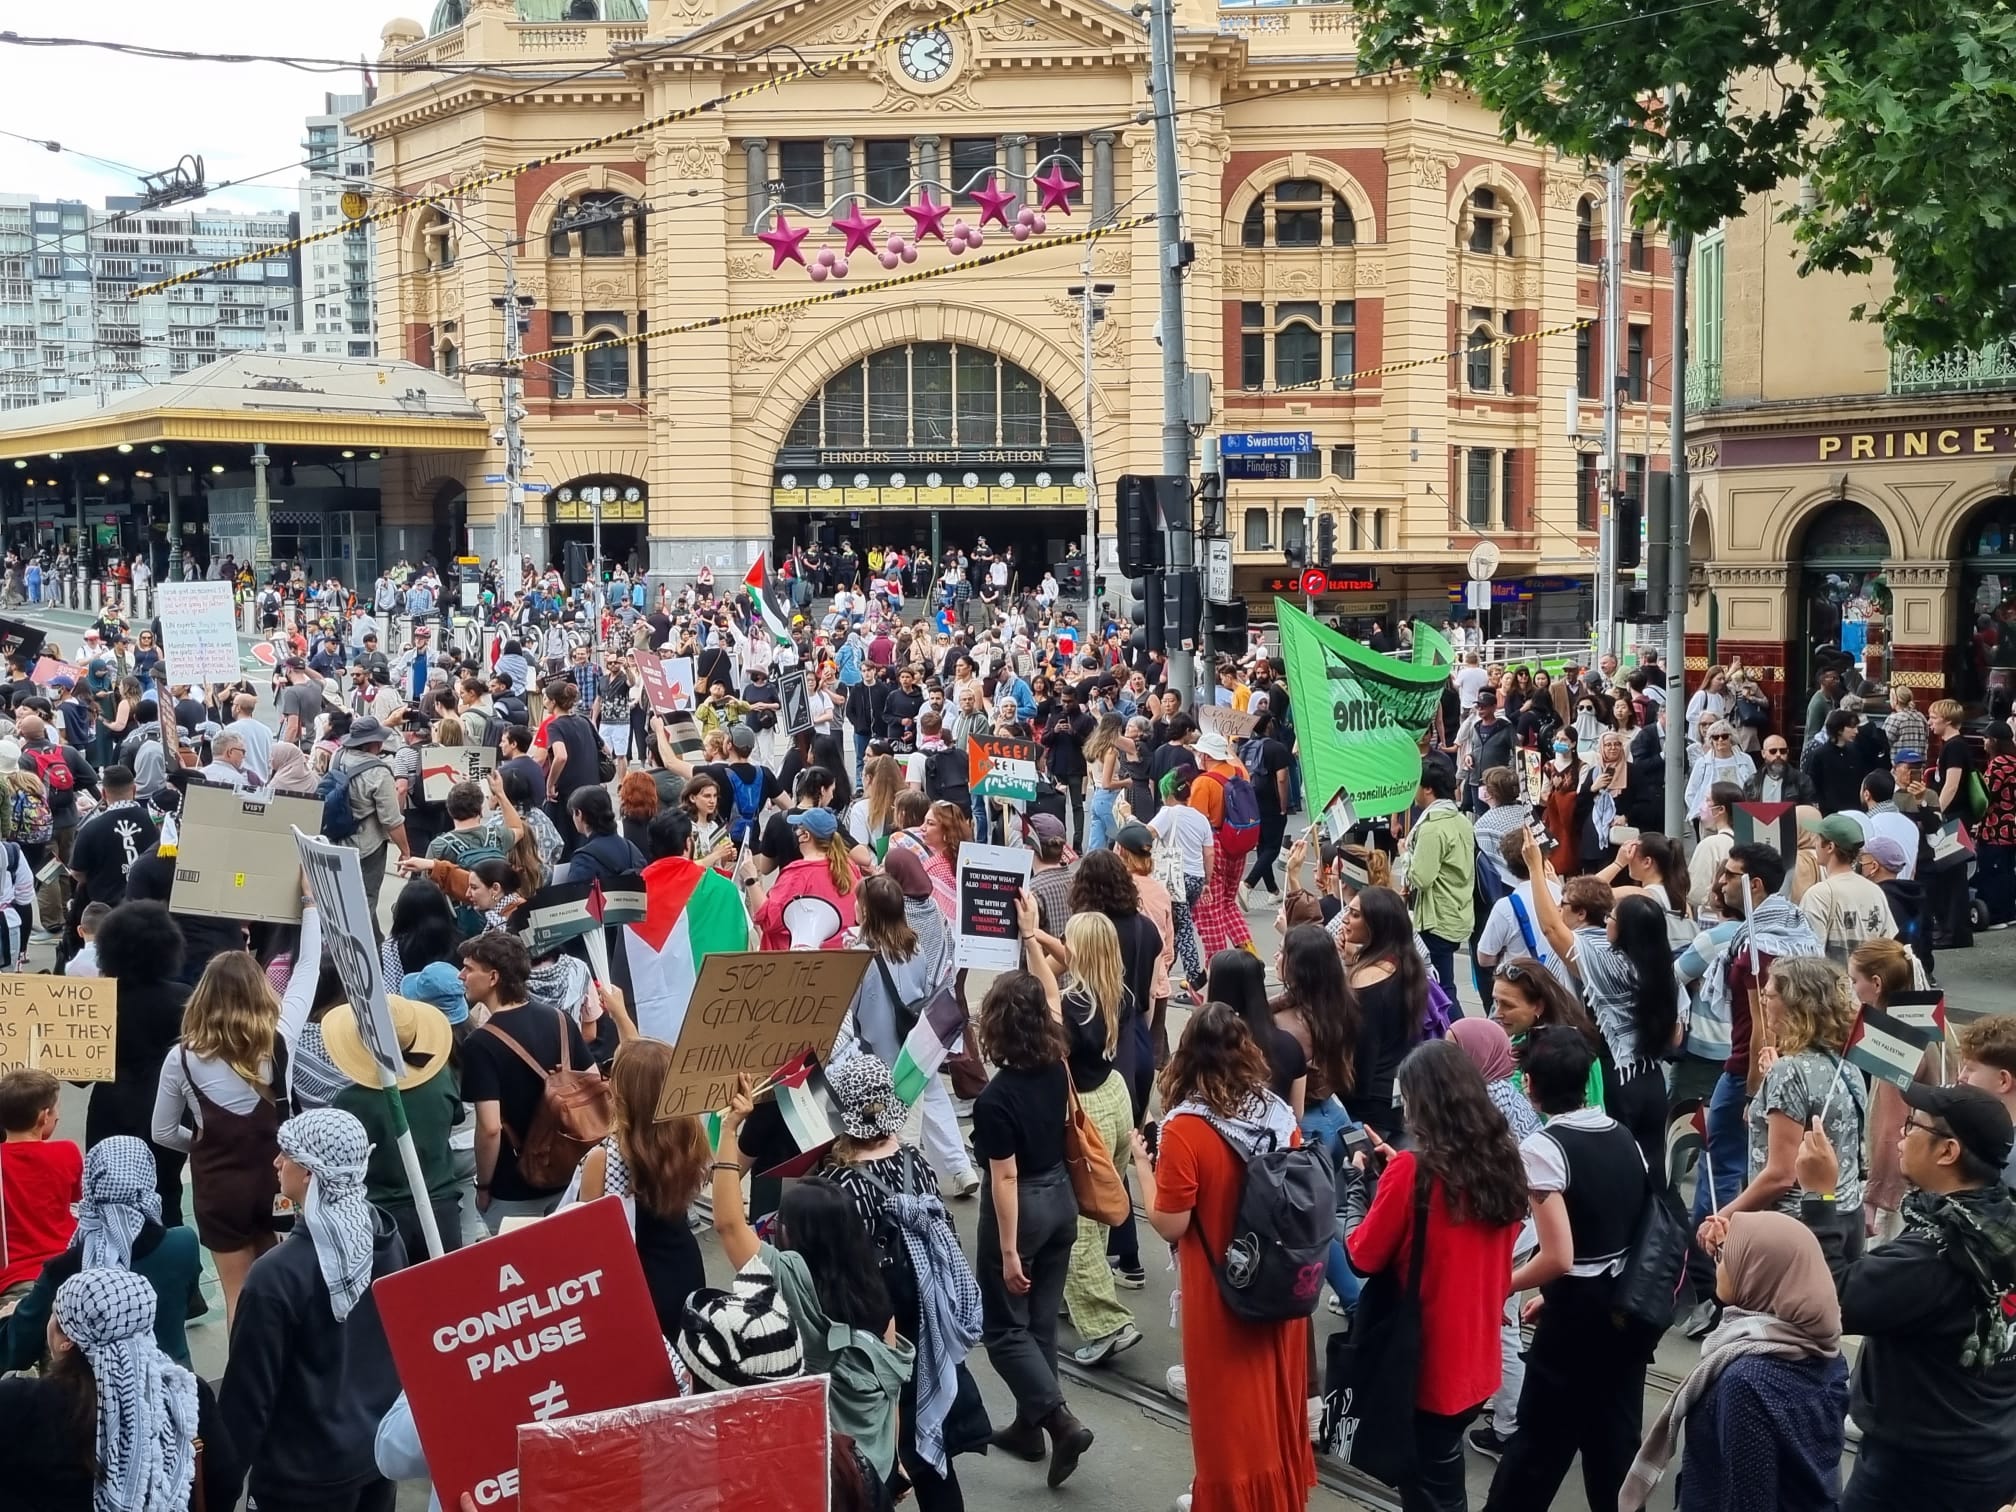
[[890, 987, 970, 1105], [1846, 1007, 1934, 1092], [1733, 801, 1798, 874], [706, 1051, 842, 1177], [742, 555, 795, 647], [619, 855, 756, 1043]]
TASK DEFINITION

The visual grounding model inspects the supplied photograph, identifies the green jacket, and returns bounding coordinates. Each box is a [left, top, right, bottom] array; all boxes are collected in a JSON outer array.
[[0, 1223, 201, 1371], [763, 1242, 915, 1480], [1409, 801, 1476, 940], [335, 1064, 465, 1209]]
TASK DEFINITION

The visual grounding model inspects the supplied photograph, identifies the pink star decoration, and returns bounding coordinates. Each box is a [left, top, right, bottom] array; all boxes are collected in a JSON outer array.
[[1032, 164, 1080, 215], [757, 213, 809, 269], [970, 175, 1016, 229], [903, 192, 951, 242], [831, 205, 884, 257]]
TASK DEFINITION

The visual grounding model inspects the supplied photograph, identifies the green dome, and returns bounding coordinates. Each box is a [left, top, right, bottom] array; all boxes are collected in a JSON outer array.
[[430, 0, 647, 34]]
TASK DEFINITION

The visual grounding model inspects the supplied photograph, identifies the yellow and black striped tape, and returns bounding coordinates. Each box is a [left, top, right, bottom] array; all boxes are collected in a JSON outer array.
[[132, 0, 1010, 299], [524, 214, 1155, 361], [1260, 317, 1594, 396]]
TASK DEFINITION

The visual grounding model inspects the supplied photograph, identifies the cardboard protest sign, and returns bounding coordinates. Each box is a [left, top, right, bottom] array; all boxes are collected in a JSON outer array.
[[954, 842, 1032, 971], [1276, 598, 1447, 819], [29, 656, 71, 686], [0, 617, 46, 666], [418, 743, 496, 803], [173, 785, 324, 924], [372, 1197, 677, 1511], [652, 950, 869, 1121], [968, 734, 1040, 803], [777, 665, 813, 736], [1197, 704, 1257, 744], [0, 975, 116, 1080], [657, 710, 705, 763], [517, 1377, 830, 1512], [1846, 1008, 1935, 1091], [156, 580, 240, 683], [295, 829, 400, 1081]]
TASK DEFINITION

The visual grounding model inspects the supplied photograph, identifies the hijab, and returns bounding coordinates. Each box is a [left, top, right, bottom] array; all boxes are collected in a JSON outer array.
[[54, 1268, 200, 1512], [1448, 1017, 1517, 1083], [70, 1137, 161, 1272], [276, 1108, 377, 1322]]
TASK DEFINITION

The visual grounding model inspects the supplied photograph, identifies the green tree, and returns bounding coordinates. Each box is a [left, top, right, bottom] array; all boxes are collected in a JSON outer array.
[[1354, 0, 2016, 353]]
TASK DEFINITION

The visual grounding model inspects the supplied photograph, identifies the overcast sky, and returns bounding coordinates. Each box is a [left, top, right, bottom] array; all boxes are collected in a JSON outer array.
[[0, 3, 387, 213]]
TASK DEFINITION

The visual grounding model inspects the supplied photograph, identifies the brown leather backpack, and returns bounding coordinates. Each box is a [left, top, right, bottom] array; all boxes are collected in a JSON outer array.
[[482, 1006, 612, 1189]]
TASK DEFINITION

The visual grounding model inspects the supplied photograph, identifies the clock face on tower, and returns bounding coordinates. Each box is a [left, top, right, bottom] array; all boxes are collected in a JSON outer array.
[[897, 27, 954, 83]]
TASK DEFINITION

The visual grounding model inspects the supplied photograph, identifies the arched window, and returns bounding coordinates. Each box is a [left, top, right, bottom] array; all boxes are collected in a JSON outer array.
[[437, 341, 459, 379], [429, 0, 468, 33], [418, 208, 455, 270], [1575, 197, 1595, 264], [1466, 187, 1514, 255], [1276, 319, 1320, 388], [584, 340, 628, 398], [549, 191, 642, 259], [782, 343, 1080, 450], [1629, 228, 1648, 272], [567, 0, 600, 17], [1240, 180, 1362, 249], [1466, 324, 1494, 391]]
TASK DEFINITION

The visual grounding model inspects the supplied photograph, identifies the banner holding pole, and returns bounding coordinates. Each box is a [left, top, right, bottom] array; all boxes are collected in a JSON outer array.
[[295, 827, 445, 1260], [1274, 598, 1448, 819]]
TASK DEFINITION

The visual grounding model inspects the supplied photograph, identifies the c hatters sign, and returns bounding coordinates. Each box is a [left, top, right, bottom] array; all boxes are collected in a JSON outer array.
[[1697, 415, 2016, 469]]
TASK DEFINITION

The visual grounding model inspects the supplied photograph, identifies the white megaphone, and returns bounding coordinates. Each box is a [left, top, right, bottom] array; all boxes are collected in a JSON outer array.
[[782, 895, 843, 951]]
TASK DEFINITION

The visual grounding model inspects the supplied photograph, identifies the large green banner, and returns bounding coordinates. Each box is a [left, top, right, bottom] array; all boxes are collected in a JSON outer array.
[[1277, 599, 1448, 819], [1411, 619, 1456, 668]]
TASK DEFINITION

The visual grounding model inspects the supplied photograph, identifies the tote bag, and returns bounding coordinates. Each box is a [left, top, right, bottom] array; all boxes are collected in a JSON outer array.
[[1320, 1169, 1430, 1488], [1063, 1079, 1131, 1225]]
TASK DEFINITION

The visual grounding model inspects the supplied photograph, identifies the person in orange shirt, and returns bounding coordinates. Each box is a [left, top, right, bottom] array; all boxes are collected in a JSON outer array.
[[1187, 730, 1256, 957]]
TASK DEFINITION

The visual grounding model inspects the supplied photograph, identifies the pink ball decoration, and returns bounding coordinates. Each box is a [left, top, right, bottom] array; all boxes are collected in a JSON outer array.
[[808, 263, 829, 282], [1016, 207, 1035, 228], [1031, 213, 1048, 234], [832, 258, 849, 279], [879, 250, 901, 269], [1012, 223, 1031, 242], [949, 235, 969, 255], [969, 228, 985, 247], [816, 248, 836, 267], [885, 234, 907, 256], [900, 245, 918, 263]]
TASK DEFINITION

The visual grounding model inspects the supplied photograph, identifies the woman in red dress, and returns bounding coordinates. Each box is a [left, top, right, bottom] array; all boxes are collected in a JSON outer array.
[[1130, 1003, 1314, 1512]]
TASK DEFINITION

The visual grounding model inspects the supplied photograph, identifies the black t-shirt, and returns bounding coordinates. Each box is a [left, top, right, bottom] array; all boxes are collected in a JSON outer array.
[[500, 753, 545, 800], [1939, 734, 1977, 805], [972, 1061, 1068, 1175], [1062, 988, 1112, 1094], [70, 801, 157, 907], [1248, 737, 1291, 815], [546, 714, 600, 798], [0, 1372, 234, 1512], [1258, 1021, 1309, 1102], [459, 1004, 594, 1198]]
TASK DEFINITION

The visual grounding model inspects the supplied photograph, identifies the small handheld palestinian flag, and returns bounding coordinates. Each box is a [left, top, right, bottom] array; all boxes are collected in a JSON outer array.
[[707, 1050, 843, 1177], [1733, 802, 1798, 879], [741, 554, 795, 648], [890, 986, 971, 1106], [1844, 1007, 1936, 1093]]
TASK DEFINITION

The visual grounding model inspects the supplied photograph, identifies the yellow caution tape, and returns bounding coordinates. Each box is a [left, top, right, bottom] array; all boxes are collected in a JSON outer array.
[[132, 0, 1010, 298], [1262, 318, 1594, 395]]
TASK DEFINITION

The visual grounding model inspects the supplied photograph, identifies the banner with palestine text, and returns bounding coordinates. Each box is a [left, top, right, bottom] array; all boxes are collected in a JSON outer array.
[[1275, 599, 1448, 819]]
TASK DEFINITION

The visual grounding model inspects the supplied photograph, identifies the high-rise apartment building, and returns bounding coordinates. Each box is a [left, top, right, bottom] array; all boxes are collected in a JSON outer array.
[[288, 91, 378, 358]]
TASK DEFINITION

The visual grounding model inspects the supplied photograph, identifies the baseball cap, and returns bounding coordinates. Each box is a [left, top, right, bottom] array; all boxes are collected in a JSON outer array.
[[1113, 822, 1154, 856], [1862, 834, 1910, 873], [786, 807, 839, 840], [729, 724, 757, 754], [1799, 813, 1865, 849], [1028, 812, 1066, 844], [1901, 1083, 2015, 1173]]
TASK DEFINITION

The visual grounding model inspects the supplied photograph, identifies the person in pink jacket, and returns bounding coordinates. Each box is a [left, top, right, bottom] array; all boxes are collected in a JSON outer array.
[[751, 806, 861, 950]]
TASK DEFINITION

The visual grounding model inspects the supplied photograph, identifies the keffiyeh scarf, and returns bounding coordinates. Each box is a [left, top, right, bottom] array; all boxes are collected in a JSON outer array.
[[71, 1137, 160, 1272], [53, 1268, 200, 1512], [277, 1108, 377, 1322]]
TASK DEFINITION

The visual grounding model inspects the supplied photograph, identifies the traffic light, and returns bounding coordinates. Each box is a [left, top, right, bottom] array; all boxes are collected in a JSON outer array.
[[1163, 569, 1201, 654], [1643, 471, 1672, 610], [1316, 511, 1336, 568], [1128, 575, 1163, 656], [1612, 481, 1642, 571], [1115, 474, 1189, 576], [1209, 597, 1249, 656], [1621, 583, 1649, 620]]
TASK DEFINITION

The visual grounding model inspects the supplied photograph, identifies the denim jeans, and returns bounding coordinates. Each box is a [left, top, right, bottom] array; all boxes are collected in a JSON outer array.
[[1300, 1097, 1362, 1312], [970, 792, 991, 845], [1085, 785, 1119, 856], [1692, 1070, 1749, 1229], [1420, 931, 1461, 1013]]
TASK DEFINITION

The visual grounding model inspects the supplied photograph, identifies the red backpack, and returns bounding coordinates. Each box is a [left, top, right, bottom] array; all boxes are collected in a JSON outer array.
[[27, 745, 73, 795]]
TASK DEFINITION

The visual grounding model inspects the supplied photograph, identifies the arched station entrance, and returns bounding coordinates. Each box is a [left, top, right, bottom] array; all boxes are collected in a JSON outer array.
[[770, 341, 1089, 591], [549, 475, 647, 584], [1792, 502, 1891, 718]]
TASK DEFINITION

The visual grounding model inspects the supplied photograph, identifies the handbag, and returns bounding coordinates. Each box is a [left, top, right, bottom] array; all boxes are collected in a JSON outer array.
[[941, 1361, 994, 1458], [1320, 1168, 1430, 1488], [1062, 1077, 1131, 1225]]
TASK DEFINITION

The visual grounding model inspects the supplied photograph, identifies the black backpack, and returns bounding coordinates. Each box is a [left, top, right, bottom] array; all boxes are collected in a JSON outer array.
[[1198, 1117, 1334, 1323]]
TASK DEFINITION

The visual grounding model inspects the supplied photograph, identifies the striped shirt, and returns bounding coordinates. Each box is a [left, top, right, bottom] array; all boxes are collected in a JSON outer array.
[[1567, 923, 1646, 1066]]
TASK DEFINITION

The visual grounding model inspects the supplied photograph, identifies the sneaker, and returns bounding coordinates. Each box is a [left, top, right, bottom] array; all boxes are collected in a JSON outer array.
[[1237, 882, 1254, 910], [1071, 1322, 1142, 1367], [28, 929, 55, 945], [1307, 1396, 1322, 1440], [1111, 1262, 1146, 1289], [947, 1169, 981, 1200], [1467, 1424, 1511, 1459], [1164, 1365, 1187, 1403], [1175, 1498, 1193, 1512]]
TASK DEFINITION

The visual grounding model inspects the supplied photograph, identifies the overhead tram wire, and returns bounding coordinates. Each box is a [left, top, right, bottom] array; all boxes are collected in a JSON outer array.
[[0, 31, 747, 75], [131, 0, 1014, 299]]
